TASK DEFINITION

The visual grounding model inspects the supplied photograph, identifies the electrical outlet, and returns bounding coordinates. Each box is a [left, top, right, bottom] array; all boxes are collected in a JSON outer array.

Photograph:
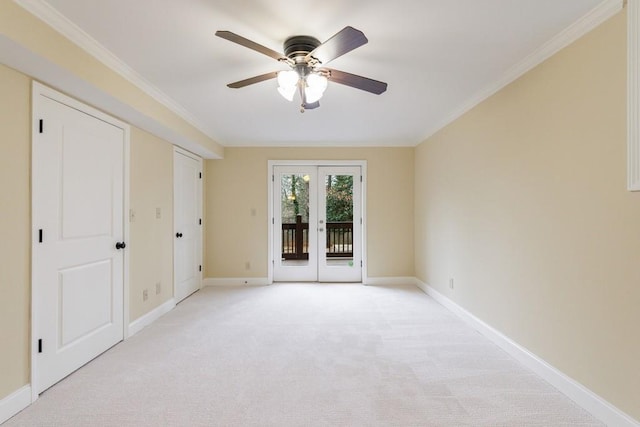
[[143, 289, 148, 301], [245, 261, 251, 270], [156, 207, 161, 219], [449, 278, 454, 289], [155, 282, 161, 295]]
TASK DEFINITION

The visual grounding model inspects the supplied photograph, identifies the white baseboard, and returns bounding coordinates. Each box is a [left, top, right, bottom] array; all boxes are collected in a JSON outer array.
[[415, 279, 639, 427], [203, 277, 270, 287], [0, 385, 32, 424], [364, 276, 418, 286], [128, 298, 175, 337]]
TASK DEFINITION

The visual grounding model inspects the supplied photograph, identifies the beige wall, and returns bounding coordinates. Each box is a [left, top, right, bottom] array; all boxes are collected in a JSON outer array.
[[415, 10, 639, 420], [129, 128, 174, 320], [0, 64, 31, 399], [204, 147, 414, 279]]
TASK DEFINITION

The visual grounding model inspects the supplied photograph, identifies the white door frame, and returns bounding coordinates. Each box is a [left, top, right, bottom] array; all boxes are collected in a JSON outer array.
[[30, 82, 130, 402], [267, 160, 367, 284]]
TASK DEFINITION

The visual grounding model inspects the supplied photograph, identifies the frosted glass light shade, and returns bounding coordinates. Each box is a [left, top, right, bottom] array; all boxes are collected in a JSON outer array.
[[277, 70, 299, 101], [277, 70, 298, 88], [277, 86, 296, 101], [305, 73, 328, 103], [307, 73, 328, 91]]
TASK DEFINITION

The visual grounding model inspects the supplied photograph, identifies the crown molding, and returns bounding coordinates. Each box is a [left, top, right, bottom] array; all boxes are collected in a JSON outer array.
[[13, 0, 215, 141], [420, 0, 624, 143]]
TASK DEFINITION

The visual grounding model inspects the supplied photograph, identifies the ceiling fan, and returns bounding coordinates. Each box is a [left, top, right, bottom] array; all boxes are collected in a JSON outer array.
[[215, 26, 388, 112]]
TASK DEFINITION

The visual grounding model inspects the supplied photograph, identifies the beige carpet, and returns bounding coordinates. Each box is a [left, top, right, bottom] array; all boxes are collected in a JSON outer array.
[[6, 284, 602, 426]]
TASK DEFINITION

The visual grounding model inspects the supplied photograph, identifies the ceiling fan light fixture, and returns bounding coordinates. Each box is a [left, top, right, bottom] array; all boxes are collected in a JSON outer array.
[[217, 27, 387, 111]]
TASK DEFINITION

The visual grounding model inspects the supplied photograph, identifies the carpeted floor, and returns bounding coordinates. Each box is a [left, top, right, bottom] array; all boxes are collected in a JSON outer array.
[[6, 284, 602, 426]]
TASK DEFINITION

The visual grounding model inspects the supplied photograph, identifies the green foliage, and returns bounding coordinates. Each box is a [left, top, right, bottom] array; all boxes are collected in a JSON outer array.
[[280, 174, 353, 223], [280, 174, 309, 222], [326, 175, 353, 222]]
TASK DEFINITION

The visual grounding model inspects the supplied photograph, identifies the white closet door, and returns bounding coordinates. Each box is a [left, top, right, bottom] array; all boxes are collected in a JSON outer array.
[[173, 149, 202, 302], [33, 88, 126, 394]]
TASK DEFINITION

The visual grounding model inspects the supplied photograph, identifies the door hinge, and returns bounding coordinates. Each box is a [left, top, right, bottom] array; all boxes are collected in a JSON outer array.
[[199, 265, 202, 272], [272, 218, 274, 225], [361, 260, 363, 267], [360, 218, 363, 225], [199, 172, 202, 179], [38, 339, 42, 353], [272, 175, 274, 182], [39, 119, 43, 134], [38, 229, 43, 243], [199, 218, 202, 225], [360, 175, 363, 182]]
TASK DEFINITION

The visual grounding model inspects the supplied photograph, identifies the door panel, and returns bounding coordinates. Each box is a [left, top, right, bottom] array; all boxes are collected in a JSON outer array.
[[59, 260, 112, 347], [34, 93, 125, 394], [61, 127, 114, 238], [318, 167, 362, 282], [174, 150, 202, 302], [273, 166, 318, 281]]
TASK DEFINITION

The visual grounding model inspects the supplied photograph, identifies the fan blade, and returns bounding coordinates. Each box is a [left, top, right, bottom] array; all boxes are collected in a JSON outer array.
[[326, 68, 387, 95], [303, 101, 320, 110], [216, 31, 286, 61], [227, 71, 278, 88], [305, 26, 368, 65]]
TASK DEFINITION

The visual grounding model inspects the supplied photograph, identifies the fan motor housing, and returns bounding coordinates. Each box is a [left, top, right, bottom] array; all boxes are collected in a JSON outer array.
[[284, 35, 320, 61]]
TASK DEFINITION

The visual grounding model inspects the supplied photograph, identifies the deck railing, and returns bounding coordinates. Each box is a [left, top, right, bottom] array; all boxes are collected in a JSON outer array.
[[281, 215, 353, 259]]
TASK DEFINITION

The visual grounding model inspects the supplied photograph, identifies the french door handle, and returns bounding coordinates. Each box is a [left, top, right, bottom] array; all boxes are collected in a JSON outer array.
[[176, 232, 183, 238], [115, 241, 126, 250], [319, 228, 324, 232]]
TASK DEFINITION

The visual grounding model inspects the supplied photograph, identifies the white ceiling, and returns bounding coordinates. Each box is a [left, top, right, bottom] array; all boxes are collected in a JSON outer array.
[[38, 0, 607, 147]]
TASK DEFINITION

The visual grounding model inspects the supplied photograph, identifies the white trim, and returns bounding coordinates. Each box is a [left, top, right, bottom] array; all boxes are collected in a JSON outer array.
[[629, 0, 640, 191], [267, 162, 274, 284], [420, 0, 624, 142], [127, 298, 176, 337], [415, 279, 640, 427], [203, 277, 270, 287], [122, 122, 131, 339], [364, 276, 418, 286], [13, 0, 215, 141], [0, 385, 32, 424]]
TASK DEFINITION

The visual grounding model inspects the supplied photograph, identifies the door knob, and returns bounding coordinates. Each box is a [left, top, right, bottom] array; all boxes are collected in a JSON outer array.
[[115, 241, 126, 250], [319, 228, 324, 232], [176, 232, 183, 238]]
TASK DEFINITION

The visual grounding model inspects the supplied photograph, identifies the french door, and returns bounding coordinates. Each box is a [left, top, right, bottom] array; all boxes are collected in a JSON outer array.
[[273, 165, 362, 282]]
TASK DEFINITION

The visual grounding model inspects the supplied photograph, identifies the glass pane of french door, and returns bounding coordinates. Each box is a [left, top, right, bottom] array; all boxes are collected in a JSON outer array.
[[318, 167, 361, 282], [273, 166, 318, 281]]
